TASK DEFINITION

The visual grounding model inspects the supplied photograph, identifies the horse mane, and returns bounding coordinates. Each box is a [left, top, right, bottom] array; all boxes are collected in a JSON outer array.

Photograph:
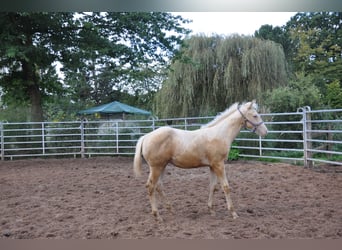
[[201, 102, 240, 129]]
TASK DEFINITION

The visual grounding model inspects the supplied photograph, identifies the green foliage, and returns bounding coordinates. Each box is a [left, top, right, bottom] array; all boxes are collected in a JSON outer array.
[[254, 24, 294, 63], [255, 12, 342, 109], [0, 12, 190, 122], [325, 80, 342, 109], [63, 12, 190, 108], [1, 12, 341, 123], [228, 142, 240, 161], [286, 12, 342, 97], [0, 12, 78, 122], [0, 103, 30, 122], [264, 72, 324, 151], [264, 72, 323, 113], [155, 35, 288, 118]]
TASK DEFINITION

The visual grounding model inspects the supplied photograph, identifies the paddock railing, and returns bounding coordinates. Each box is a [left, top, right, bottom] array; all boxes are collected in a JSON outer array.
[[0, 107, 341, 167]]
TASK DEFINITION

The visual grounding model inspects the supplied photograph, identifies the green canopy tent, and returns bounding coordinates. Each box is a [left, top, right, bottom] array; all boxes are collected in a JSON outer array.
[[77, 101, 152, 120]]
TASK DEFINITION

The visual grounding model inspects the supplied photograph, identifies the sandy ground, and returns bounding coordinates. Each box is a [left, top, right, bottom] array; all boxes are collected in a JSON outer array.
[[0, 157, 341, 239]]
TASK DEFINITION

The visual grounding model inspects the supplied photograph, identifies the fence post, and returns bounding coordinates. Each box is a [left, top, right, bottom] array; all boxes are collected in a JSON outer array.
[[80, 120, 85, 158], [259, 136, 262, 156], [115, 122, 119, 154], [42, 122, 45, 155], [152, 119, 155, 130], [0, 122, 4, 160], [301, 106, 313, 168]]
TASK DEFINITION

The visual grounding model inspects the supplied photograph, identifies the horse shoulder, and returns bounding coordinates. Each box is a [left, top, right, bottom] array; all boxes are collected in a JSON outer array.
[[194, 128, 230, 160]]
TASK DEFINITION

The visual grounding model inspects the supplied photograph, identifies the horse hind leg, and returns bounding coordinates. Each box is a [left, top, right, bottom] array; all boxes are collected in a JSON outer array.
[[145, 165, 164, 222]]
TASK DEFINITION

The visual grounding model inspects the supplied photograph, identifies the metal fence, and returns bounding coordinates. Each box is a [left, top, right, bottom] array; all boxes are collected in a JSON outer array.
[[0, 107, 341, 167]]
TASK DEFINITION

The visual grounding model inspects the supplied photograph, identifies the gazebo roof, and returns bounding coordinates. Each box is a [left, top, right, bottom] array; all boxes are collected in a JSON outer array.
[[78, 101, 151, 116]]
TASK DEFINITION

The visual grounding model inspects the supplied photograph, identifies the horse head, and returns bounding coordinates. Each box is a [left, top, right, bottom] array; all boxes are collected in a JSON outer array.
[[238, 100, 268, 137]]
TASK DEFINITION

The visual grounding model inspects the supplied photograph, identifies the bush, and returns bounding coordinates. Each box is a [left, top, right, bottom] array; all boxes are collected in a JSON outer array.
[[264, 72, 322, 113], [228, 142, 240, 161]]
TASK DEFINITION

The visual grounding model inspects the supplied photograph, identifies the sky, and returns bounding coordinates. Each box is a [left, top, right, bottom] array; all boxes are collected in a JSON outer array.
[[173, 12, 297, 36]]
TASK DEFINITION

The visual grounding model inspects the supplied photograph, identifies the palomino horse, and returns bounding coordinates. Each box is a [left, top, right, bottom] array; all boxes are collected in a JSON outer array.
[[133, 100, 268, 221]]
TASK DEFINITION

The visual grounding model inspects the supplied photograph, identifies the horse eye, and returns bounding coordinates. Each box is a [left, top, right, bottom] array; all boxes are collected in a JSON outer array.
[[253, 115, 258, 118]]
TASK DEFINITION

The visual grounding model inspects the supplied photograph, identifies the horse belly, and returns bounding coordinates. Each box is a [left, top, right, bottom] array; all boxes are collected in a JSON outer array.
[[171, 151, 209, 168]]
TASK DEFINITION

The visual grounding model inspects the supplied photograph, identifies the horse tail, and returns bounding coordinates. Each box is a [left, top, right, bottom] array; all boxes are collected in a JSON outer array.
[[133, 135, 145, 177]]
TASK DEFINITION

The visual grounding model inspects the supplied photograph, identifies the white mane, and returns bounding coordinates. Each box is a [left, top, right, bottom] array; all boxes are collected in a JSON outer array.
[[201, 102, 239, 128]]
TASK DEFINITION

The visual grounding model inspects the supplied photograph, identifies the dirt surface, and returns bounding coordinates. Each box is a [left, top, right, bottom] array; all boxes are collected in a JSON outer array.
[[0, 157, 341, 239]]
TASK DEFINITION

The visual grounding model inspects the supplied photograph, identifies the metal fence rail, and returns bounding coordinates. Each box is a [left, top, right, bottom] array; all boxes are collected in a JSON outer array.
[[0, 107, 341, 167], [234, 111, 305, 163]]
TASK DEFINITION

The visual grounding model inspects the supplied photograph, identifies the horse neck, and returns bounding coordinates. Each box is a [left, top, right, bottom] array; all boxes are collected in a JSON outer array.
[[208, 110, 243, 142]]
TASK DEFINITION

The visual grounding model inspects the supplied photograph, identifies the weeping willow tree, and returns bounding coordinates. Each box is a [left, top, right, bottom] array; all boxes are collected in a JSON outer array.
[[154, 35, 288, 118]]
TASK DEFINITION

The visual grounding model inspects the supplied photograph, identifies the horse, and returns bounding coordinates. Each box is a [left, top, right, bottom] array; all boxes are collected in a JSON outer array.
[[133, 100, 268, 221]]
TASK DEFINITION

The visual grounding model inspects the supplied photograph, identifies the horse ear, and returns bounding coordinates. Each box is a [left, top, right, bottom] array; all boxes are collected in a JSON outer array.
[[247, 100, 256, 109]]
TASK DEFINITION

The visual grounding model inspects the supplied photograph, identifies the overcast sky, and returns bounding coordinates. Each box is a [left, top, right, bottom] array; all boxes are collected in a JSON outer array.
[[174, 12, 297, 36]]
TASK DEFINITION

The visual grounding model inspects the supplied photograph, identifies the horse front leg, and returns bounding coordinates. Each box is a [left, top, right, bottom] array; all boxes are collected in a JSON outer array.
[[211, 162, 239, 219], [221, 178, 239, 219]]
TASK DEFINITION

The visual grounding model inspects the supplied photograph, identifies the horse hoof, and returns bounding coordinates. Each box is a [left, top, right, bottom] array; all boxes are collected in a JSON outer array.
[[232, 212, 239, 219], [166, 204, 174, 213], [208, 207, 216, 216], [155, 215, 164, 222], [152, 211, 164, 222]]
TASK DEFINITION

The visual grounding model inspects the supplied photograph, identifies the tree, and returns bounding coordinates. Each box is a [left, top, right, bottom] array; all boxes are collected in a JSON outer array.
[[325, 80, 342, 109], [0, 12, 75, 122], [154, 35, 288, 118], [263, 72, 323, 150], [286, 12, 342, 94], [254, 24, 294, 65], [256, 12, 342, 109], [0, 12, 190, 122], [63, 12, 190, 110], [264, 72, 322, 113]]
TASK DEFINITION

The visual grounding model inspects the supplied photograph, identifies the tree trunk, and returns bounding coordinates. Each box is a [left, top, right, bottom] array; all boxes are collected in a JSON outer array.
[[22, 61, 44, 122], [28, 83, 44, 122]]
